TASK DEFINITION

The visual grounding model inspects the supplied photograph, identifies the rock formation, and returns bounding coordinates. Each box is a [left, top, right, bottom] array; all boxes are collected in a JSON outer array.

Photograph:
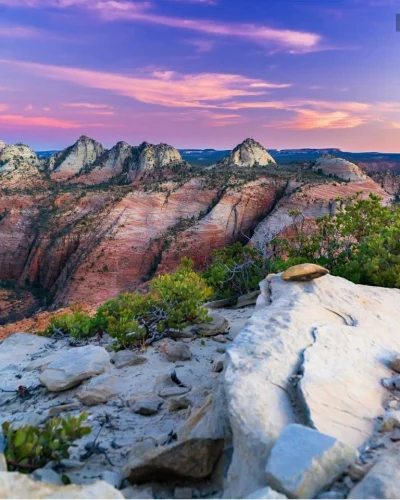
[[218, 138, 276, 167], [0, 139, 6, 152], [315, 154, 367, 181], [223, 273, 400, 497], [48, 135, 105, 181], [0, 143, 44, 188]]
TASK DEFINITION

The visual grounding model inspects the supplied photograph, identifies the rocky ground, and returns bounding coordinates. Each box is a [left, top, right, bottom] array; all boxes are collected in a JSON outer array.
[[0, 306, 254, 499], [2, 270, 400, 499]]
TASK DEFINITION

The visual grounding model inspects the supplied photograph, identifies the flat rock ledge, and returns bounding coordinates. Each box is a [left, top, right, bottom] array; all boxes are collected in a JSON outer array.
[[223, 273, 400, 497]]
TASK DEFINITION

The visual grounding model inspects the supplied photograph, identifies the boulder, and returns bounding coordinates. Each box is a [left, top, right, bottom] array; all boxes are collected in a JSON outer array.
[[121, 486, 153, 499], [379, 410, 400, 432], [382, 375, 400, 390], [160, 341, 192, 362], [25, 353, 60, 372], [185, 312, 229, 337], [39, 345, 110, 392], [204, 299, 232, 309], [111, 350, 147, 369], [212, 335, 228, 344], [166, 396, 191, 412], [129, 394, 164, 416], [265, 424, 358, 499], [212, 355, 225, 373], [76, 373, 119, 406], [281, 263, 329, 282], [123, 437, 224, 483], [224, 274, 400, 497], [390, 354, 400, 373], [48, 403, 82, 417], [235, 290, 260, 308], [0, 471, 123, 498], [246, 487, 287, 499], [348, 447, 400, 498], [31, 469, 63, 486]]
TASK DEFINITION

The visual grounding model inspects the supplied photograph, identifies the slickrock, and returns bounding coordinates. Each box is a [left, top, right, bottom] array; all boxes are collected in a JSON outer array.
[[264, 424, 358, 499], [40, 345, 110, 391], [49, 135, 105, 180], [348, 447, 400, 498], [0, 472, 123, 498], [223, 274, 400, 497], [251, 177, 390, 248], [218, 139, 276, 167], [315, 154, 367, 181], [0, 333, 50, 370]]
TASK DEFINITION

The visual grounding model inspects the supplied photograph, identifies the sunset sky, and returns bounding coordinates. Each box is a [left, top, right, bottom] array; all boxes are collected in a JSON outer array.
[[0, 0, 400, 151]]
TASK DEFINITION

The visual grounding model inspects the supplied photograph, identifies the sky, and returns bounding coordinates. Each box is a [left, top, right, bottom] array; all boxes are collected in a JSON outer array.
[[0, 0, 400, 151]]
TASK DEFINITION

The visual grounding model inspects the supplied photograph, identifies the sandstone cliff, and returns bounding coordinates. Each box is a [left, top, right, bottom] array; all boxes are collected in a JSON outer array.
[[218, 138, 276, 167], [48, 135, 105, 181]]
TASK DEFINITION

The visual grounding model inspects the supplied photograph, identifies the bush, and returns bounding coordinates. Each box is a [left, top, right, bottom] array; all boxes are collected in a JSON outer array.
[[41, 309, 96, 339], [2, 413, 91, 472], [270, 194, 400, 288], [203, 243, 266, 300], [42, 259, 213, 349]]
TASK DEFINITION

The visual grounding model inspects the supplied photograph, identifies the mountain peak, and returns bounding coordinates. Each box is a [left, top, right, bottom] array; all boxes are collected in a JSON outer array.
[[49, 136, 105, 180], [0, 140, 6, 152], [219, 138, 276, 167]]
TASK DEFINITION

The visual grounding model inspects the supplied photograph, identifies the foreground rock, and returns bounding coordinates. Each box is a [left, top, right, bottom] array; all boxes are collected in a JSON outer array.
[[281, 263, 329, 282], [0, 333, 50, 370], [224, 274, 400, 497], [0, 471, 123, 498], [123, 437, 223, 483], [184, 312, 229, 337], [76, 373, 119, 406], [40, 345, 110, 391], [348, 447, 400, 498], [265, 424, 358, 499]]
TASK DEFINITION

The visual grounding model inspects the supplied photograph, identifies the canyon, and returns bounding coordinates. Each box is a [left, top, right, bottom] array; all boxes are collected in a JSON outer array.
[[0, 136, 395, 323]]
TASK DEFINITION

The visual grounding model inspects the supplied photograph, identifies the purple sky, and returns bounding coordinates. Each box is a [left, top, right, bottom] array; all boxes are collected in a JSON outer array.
[[0, 0, 400, 151]]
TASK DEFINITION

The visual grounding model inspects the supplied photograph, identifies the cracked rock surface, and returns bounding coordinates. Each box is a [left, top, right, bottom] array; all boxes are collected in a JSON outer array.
[[223, 274, 400, 497]]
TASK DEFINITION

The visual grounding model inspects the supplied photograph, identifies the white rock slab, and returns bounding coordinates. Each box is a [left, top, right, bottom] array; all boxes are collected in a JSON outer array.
[[223, 274, 400, 497], [40, 345, 110, 391]]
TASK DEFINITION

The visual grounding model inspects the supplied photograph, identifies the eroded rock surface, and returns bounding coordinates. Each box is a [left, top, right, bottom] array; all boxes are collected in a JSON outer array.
[[218, 139, 276, 167], [224, 274, 400, 497]]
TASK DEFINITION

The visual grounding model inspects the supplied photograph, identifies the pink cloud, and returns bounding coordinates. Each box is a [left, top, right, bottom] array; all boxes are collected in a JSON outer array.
[[0, 59, 291, 109], [0, 114, 83, 128], [63, 102, 111, 109], [271, 109, 367, 130]]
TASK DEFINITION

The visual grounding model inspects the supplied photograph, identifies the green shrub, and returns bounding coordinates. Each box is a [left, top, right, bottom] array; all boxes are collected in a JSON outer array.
[[203, 243, 266, 300], [270, 194, 400, 288], [42, 259, 212, 348], [2, 413, 91, 472], [96, 258, 213, 349], [41, 310, 96, 338]]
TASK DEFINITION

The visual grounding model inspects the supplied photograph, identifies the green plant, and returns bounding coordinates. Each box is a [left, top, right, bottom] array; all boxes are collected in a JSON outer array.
[[203, 242, 267, 300], [270, 194, 400, 288], [95, 258, 213, 349], [41, 309, 96, 339], [2, 413, 91, 472]]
